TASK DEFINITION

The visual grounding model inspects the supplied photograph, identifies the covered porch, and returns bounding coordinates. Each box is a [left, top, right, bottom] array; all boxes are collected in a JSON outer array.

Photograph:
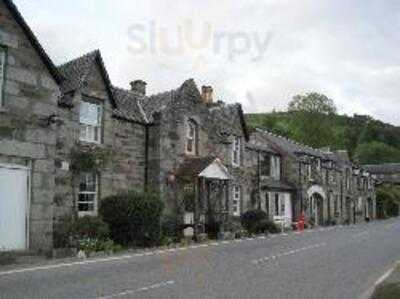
[[175, 156, 232, 238]]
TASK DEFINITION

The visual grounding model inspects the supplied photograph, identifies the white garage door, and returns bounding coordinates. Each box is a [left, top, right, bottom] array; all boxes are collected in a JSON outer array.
[[0, 165, 29, 251]]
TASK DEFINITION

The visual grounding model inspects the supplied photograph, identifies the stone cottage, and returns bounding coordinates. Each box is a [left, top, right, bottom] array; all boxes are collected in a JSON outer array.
[[246, 129, 377, 226], [0, 0, 62, 251], [0, 0, 377, 252], [141, 80, 251, 236]]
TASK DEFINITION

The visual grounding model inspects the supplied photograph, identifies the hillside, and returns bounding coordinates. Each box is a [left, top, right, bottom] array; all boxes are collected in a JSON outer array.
[[246, 112, 400, 165]]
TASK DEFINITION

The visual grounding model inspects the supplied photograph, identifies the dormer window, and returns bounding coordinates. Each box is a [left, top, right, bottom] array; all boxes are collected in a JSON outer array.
[[186, 119, 197, 155], [0, 47, 7, 107], [79, 101, 103, 144], [232, 136, 241, 166]]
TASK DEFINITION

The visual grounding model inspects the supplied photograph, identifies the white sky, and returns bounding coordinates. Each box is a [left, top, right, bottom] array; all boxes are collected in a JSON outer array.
[[14, 0, 400, 125]]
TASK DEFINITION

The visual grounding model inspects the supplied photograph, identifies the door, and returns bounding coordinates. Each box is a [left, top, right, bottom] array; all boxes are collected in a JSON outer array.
[[0, 165, 29, 250]]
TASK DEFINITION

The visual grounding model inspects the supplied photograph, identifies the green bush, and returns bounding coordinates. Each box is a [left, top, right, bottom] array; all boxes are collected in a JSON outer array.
[[241, 210, 268, 234], [53, 215, 110, 248], [161, 215, 183, 242], [78, 238, 121, 254], [100, 190, 164, 247], [371, 283, 400, 299], [0, 251, 16, 266], [257, 219, 280, 234]]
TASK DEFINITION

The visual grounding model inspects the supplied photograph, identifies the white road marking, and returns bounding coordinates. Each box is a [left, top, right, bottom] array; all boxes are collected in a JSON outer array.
[[251, 243, 327, 265], [98, 280, 175, 299]]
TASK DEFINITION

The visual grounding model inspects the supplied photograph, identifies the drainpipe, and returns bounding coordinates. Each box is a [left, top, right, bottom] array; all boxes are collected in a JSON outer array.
[[144, 125, 149, 191]]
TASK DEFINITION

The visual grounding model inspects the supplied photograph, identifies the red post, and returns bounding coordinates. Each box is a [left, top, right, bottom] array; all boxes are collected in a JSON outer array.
[[298, 212, 305, 231]]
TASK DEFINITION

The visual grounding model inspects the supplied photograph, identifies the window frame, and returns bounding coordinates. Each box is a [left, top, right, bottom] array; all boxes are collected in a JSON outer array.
[[260, 153, 271, 177], [79, 100, 103, 144], [78, 172, 98, 217], [185, 119, 197, 155], [232, 185, 242, 216], [0, 46, 8, 108], [232, 136, 242, 167]]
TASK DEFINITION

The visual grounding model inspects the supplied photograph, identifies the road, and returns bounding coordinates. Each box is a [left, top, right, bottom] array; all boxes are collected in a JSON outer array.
[[1, 218, 400, 299]]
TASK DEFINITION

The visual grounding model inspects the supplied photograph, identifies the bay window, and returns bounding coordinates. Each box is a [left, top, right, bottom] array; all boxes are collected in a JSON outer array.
[[79, 101, 103, 143], [78, 173, 98, 216]]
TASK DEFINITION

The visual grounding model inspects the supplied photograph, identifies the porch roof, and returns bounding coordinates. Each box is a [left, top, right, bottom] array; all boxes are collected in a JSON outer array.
[[176, 156, 230, 180]]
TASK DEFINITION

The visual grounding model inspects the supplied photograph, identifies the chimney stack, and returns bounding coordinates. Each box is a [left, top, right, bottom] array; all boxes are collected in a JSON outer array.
[[201, 85, 213, 104], [130, 80, 147, 96]]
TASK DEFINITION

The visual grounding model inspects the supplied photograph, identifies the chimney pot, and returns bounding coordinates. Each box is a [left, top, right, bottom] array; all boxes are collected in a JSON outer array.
[[130, 80, 147, 95], [201, 85, 213, 104]]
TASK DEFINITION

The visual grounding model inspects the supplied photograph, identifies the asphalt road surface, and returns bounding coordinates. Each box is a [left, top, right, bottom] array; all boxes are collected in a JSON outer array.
[[1, 218, 400, 299]]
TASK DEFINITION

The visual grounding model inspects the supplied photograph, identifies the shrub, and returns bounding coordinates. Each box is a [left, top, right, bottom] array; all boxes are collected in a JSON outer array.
[[0, 251, 16, 266], [100, 190, 164, 247], [161, 215, 183, 242], [241, 210, 268, 234], [78, 238, 121, 254], [256, 219, 280, 234], [73, 216, 110, 240], [53, 215, 110, 248]]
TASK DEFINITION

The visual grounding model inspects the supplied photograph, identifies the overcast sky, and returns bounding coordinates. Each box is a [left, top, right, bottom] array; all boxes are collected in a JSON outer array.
[[14, 0, 400, 125]]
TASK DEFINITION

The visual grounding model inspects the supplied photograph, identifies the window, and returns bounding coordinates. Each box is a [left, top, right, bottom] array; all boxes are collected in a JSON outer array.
[[78, 173, 98, 216], [260, 154, 271, 177], [0, 47, 6, 107], [271, 156, 281, 180], [232, 185, 241, 216], [79, 101, 103, 143], [232, 136, 241, 166], [274, 193, 279, 216], [186, 120, 197, 155]]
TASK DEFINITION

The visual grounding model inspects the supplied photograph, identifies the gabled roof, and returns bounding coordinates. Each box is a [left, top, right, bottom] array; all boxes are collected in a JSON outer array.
[[4, 0, 63, 84], [58, 50, 116, 108], [176, 156, 217, 179], [112, 86, 149, 124], [142, 79, 250, 140]]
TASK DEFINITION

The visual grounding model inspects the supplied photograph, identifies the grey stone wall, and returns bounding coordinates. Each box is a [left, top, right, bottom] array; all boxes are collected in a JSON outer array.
[[54, 63, 146, 222], [0, 0, 60, 252]]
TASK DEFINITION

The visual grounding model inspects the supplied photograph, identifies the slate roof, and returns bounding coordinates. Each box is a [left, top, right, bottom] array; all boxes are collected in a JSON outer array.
[[112, 87, 148, 124], [4, 0, 63, 84], [246, 143, 279, 155], [57, 50, 117, 108], [364, 163, 400, 174], [254, 129, 327, 159], [176, 156, 216, 179], [143, 79, 249, 140], [58, 51, 99, 94]]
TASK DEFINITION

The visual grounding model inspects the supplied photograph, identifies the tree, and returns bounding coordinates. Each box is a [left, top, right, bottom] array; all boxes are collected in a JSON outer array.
[[288, 92, 337, 115], [288, 92, 337, 148], [354, 141, 400, 164]]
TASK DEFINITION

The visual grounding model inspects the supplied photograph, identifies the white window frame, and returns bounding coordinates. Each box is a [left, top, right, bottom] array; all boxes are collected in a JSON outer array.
[[271, 156, 281, 180], [78, 173, 98, 217], [232, 136, 241, 167], [232, 185, 241, 216], [79, 101, 103, 144], [0, 47, 7, 107], [185, 120, 197, 155]]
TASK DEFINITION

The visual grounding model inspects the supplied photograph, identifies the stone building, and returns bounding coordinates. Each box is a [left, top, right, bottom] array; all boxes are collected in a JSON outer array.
[[246, 129, 376, 226], [0, 0, 377, 252], [0, 0, 61, 252], [141, 80, 251, 236], [364, 163, 400, 185]]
